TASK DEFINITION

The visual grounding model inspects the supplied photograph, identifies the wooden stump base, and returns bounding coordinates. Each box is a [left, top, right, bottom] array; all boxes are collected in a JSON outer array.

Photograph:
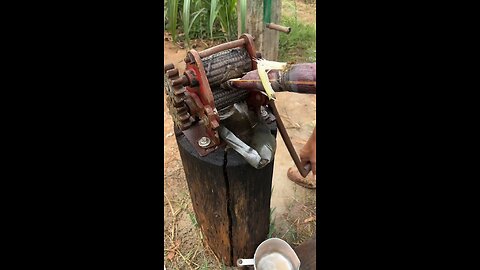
[[176, 124, 277, 266]]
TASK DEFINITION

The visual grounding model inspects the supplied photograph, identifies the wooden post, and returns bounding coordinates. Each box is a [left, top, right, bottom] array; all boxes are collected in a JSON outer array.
[[175, 124, 277, 266], [238, 0, 281, 61]]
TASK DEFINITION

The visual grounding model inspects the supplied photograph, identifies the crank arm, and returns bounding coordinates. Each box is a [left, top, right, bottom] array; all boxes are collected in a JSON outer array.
[[268, 100, 312, 178]]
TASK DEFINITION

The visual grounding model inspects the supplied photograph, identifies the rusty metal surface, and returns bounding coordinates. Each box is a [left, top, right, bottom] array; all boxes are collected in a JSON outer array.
[[164, 64, 194, 131], [184, 50, 221, 148], [188, 50, 216, 115], [240, 34, 258, 70], [164, 63, 174, 72], [198, 39, 246, 58]]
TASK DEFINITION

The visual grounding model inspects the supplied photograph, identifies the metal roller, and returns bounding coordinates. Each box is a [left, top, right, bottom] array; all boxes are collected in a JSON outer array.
[[203, 48, 253, 87], [212, 87, 249, 110]]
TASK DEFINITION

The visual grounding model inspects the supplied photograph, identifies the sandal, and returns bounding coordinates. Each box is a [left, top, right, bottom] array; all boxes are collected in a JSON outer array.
[[287, 167, 316, 189]]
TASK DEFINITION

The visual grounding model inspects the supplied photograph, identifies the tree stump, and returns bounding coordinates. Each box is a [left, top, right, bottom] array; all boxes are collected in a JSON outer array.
[[175, 124, 277, 266]]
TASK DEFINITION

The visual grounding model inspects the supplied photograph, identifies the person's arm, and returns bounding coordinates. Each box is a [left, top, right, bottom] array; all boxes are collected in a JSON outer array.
[[299, 126, 316, 176]]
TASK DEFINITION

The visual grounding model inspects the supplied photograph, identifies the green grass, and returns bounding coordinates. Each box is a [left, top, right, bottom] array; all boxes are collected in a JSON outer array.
[[188, 211, 199, 228], [199, 260, 209, 270], [268, 207, 276, 238], [284, 225, 299, 243], [279, 16, 316, 62]]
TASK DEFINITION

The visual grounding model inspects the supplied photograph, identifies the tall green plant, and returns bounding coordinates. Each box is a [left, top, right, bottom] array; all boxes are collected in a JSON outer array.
[[216, 0, 238, 41], [183, 0, 191, 46], [167, 0, 179, 41], [209, 0, 220, 39], [182, 1, 205, 48], [165, 0, 239, 44], [240, 0, 246, 34], [182, 0, 204, 48]]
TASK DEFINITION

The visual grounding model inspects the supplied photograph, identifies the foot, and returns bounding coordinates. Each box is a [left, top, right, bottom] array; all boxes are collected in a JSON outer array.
[[287, 167, 316, 189]]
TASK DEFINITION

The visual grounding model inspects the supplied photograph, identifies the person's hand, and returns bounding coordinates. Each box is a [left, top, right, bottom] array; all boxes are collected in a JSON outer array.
[[299, 127, 316, 176]]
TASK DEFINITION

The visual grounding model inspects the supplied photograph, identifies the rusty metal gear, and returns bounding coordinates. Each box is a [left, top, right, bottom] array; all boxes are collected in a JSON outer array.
[[164, 64, 194, 131]]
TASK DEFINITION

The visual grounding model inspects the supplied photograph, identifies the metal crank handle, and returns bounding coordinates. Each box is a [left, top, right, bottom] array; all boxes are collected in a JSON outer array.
[[269, 100, 311, 178]]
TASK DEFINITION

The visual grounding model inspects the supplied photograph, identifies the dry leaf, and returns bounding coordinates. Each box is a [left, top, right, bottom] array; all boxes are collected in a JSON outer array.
[[167, 251, 175, 261], [304, 216, 316, 223]]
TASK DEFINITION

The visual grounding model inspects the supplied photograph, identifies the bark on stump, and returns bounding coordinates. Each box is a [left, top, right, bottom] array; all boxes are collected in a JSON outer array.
[[175, 124, 277, 266]]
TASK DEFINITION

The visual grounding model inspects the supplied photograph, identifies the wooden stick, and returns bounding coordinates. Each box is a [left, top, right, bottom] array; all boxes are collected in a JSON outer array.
[[266, 23, 291, 33]]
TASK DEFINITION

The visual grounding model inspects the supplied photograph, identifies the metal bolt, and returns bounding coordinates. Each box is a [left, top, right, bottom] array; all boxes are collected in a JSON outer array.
[[259, 159, 268, 167], [198, 137, 211, 148], [260, 107, 268, 117]]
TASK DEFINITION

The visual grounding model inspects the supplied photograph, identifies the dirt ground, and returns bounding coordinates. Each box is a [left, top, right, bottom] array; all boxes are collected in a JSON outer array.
[[164, 2, 316, 269], [282, 0, 316, 24]]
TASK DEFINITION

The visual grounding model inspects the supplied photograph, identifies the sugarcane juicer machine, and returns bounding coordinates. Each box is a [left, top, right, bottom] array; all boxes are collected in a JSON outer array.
[[164, 34, 312, 176]]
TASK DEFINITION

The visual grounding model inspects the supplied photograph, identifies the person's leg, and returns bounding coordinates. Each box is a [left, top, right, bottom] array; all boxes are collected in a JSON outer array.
[[293, 234, 317, 270]]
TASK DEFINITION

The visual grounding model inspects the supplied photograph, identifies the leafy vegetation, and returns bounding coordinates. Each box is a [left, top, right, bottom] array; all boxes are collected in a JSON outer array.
[[279, 15, 316, 62], [165, 0, 316, 62], [164, 0, 241, 48]]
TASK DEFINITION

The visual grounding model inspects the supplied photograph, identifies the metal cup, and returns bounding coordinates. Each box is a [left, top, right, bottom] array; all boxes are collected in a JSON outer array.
[[237, 238, 300, 270]]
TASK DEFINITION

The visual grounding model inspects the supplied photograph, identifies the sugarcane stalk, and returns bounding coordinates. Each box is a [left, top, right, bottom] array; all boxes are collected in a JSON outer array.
[[227, 63, 316, 94]]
